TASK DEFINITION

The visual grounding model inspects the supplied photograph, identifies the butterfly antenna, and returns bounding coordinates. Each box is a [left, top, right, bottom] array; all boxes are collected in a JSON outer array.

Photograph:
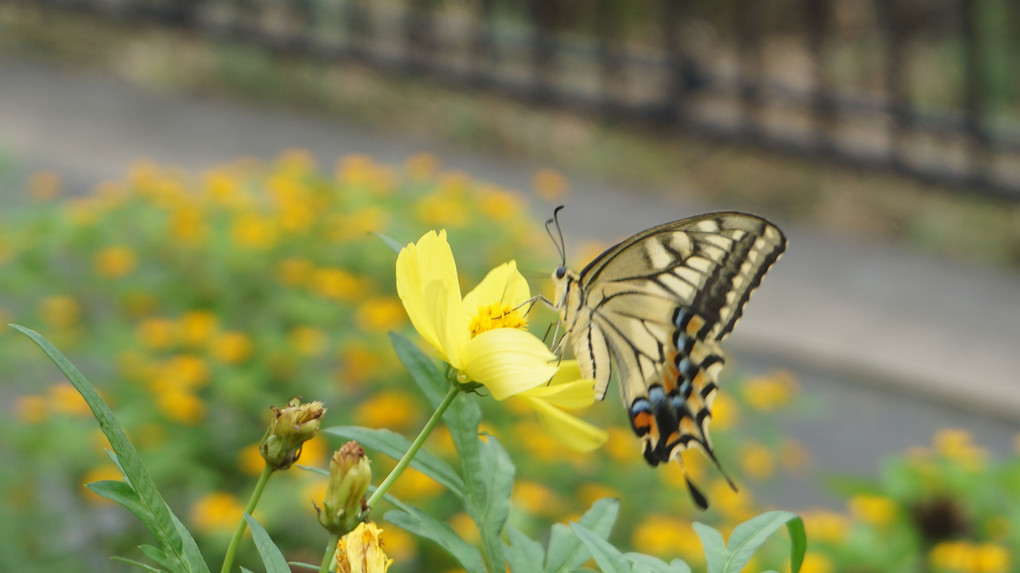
[[546, 205, 567, 268]]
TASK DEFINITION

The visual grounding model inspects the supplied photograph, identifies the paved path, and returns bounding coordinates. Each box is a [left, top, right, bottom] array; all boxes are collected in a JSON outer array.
[[3, 56, 1020, 506]]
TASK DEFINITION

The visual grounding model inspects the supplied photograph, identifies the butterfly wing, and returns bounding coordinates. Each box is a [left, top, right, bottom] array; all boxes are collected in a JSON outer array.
[[562, 212, 786, 500]]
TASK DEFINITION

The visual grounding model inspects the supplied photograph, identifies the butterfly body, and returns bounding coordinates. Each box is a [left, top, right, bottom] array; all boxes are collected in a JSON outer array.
[[551, 211, 786, 508]]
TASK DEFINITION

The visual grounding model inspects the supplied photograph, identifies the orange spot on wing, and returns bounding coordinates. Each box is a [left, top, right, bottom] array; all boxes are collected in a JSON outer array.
[[686, 315, 706, 336]]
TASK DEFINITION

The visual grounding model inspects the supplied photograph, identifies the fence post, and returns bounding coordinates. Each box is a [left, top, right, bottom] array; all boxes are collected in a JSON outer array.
[[405, 0, 435, 73], [959, 0, 989, 186], [876, 0, 911, 172], [527, 0, 558, 103], [806, 0, 835, 156], [734, 0, 763, 141]]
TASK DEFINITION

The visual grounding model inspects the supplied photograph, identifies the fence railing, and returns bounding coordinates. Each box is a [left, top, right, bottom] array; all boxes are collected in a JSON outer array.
[[9, 0, 1020, 200]]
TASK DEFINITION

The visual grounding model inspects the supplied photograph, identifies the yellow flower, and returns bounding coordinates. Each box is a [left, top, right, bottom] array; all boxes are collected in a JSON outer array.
[[849, 494, 898, 527], [81, 465, 123, 503], [237, 443, 265, 476], [739, 441, 775, 480], [973, 543, 1011, 573], [929, 540, 972, 571], [231, 212, 278, 249], [39, 295, 80, 328], [800, 552, 834, 573], [405, 152, 439, 180], [29, 171, 62, 201], [802, 510, 847, 544], [389, 467, 443, 500], [157, 391, 205, 425], [93, 246, 137, 277], [448, 512, 479, 545], [632, 515, 702, 562], [934, 429, 986, 468], [355, 390, 420, 432], [313, 267, 367, 301], [741, 370, 796, 411], [212, 331, 253, 364], [289, 326, 327, 357], [278, 257, 314, 287], [577, 483, 620, 508], [139, 317, 178, 349], [181, 310, 219, 347], [336, 522, 394, 573], [513, 480, 563, 517], [49, 382, 90, 417], [356, 297, 407, 332], [15, 394, 47, 424], [396, 230, 605, 449], [191, 492, 245, 533], [533, 169, 569, 201]]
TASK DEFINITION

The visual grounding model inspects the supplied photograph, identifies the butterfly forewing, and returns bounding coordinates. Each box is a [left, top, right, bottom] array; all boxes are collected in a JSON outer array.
[[556, 211, 786, 507]]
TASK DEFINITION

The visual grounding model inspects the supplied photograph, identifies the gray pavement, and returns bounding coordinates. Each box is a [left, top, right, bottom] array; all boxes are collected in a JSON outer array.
[[3, 56, 1020, 507]]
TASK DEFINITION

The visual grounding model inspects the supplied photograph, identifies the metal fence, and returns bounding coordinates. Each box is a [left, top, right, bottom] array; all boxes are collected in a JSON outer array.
[[9, 0, 1020, 200]]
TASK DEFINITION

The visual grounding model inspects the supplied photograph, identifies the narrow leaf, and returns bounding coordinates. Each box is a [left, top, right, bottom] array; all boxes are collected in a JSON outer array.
[[470, 435, 513, 571], [692, 523, 725, 573], [545, 498, 620, 573], [138, 544, 175, 571], [383, 505, 486, 573], [505, 525, 545, 573], [570, 523, 629, 573], [239, 568, 256, 573], [13, 324, 210, 573], [722, 511, 803, 573], [374, 232, 406, 255], [111, 556, 164, 572], [323, 426, 465, 499], [287, 562, 321, 571], [389, 332, 448, 408], [624, 553, 692, 573], [243, 514, 291, 573]]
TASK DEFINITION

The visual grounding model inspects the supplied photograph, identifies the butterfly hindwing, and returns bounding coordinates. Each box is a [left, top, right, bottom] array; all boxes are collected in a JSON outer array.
[[553, 211, 786, 508]]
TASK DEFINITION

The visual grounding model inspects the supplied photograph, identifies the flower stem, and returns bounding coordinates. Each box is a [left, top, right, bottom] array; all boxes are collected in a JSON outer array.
[[220, 464, 274, 573], [365, 384, 459, 509], [318, 532, 342, 573]]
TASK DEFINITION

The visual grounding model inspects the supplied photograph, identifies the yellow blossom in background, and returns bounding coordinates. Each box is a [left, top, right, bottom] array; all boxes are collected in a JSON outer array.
[[514, 420, 565, 462], [313, 267, 367, 301], [390, 467, 444, 500], [238, 443, 264, 476], [533, 168, 568, 201], [338, 342, 381, 385], [427, 426, 457, 458], [135, 423, 168, 449], [930, 541, 973, 572], [478, 186, 523, 221], [849, 494, 898, 528], [376, 523, 416, 563], [709, 480, 752, 522], [139, 317, 178, 349], [275, 148, 316, 175], [335, 522, 394, 573], [231, 212, 278, 249], [741, 370, 796, 411], [800, 552, 834, 573], [289, 326, 327, 357], [278, 257, 314, 287], [181, 310, 218, 347], [973, 543, 1011, 573], [93, 245, 138, 277], [39, 295, 81, 328], [157, 390, 205, 425], [335, 155, 376, 187], [604, 426, 638, 463], [447, 512, 479, 545], [49, 382, 90, 417], [802, 510, 847, 544], [632, 515, 702, 562], [512, 480, 562, 517], [300, 435, 330, 469], [739, 441, 776, 480], [29, 171, 62, 200], [355, 390, 420, 432], [277, 196, 317, 233], [356, 297, 407, 332], [405, 152, 438, 179], [121, 291, 158, 317], [934, 428, 986, 468], [577, 483, 620, 508], [416, 193, 467, 227], [164, 354, 210, 389], [202, 168, 242, 205], [191, 491, 245, 533], [169, 206, 207, 243], [212, 331, 253, 364], [709, 392, 737, 431], [15, 394, 47, 424]]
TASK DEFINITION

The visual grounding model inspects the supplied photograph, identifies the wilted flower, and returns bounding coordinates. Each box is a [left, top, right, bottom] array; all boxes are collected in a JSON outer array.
[[335, 522, 393, 573], [260, 397, 325, 470], [318, 441, 372, 535]]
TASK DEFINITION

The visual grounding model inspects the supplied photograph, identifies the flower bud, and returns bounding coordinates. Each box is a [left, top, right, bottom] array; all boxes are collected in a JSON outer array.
[[318, 441, 372, 534], [259, 397, 325, 470], [335, 522, 393, 573]]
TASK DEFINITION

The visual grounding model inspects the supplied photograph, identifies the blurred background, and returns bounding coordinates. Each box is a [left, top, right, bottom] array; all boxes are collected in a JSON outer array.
[[1, 1, 1019, 572]]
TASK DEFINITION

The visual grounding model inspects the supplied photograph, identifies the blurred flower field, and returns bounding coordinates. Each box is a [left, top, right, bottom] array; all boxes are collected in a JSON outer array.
[[1, 152, 1018, 572]]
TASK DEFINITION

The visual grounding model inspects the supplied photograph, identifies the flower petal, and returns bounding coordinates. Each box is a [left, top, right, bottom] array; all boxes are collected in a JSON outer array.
[[396, 230, 466, 358], [463, 261, 531, 311], [518, 394, 609, 452], [459, 328, 556, 400], [519, 376, 598, 409]]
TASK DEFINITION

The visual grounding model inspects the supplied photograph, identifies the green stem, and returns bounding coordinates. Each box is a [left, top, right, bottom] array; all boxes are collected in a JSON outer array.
[[365, 384, 459, 509], [318, 532, 342, 573], [220, 464, 274, 573]]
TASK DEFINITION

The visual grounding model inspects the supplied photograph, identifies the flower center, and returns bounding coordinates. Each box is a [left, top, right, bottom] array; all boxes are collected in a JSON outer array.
[[468, 302, 528, 337]]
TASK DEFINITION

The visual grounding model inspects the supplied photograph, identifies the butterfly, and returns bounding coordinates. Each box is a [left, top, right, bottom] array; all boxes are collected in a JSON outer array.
[[547, 208, 786, 509]]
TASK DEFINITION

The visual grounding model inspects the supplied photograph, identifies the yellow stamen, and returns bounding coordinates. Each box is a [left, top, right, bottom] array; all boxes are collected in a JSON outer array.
[[468, 303, 527, 337]]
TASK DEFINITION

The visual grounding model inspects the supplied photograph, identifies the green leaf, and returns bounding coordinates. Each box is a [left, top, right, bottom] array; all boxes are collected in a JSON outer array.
[[87, 480, 147, 522], [723, 511, 804, 573], [383, 500, 486, 573], [389, 332, 448, 409], [505, 525, 545, 573], [111, 556, 164, 572], [243, 514, 291, 573], [239, 568, 256, 573], [469, 434, 513, 571], [570, 523, 629, 573], [692, 523, 725, 573], [624, 553, 692, 573], [286, 562, 320, 571], [137, 545, 175, 571], [323, 426, 465, 500], [13, 325, 210, 573], [545, 498, 620, 573]]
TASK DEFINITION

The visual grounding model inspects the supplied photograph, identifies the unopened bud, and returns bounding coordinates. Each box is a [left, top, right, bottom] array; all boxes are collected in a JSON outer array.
[[318, 441, 372, 534], [260, 397, 325, 470]]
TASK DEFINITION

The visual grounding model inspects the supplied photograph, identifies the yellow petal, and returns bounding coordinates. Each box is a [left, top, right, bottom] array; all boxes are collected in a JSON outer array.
[[396, 230, 466, 358], [519, 376, 597, 409], [463, 261, 531, 311], [459, 328, 556, 400], [428, 280, 469, 368], [518, 394, 609, 452]]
